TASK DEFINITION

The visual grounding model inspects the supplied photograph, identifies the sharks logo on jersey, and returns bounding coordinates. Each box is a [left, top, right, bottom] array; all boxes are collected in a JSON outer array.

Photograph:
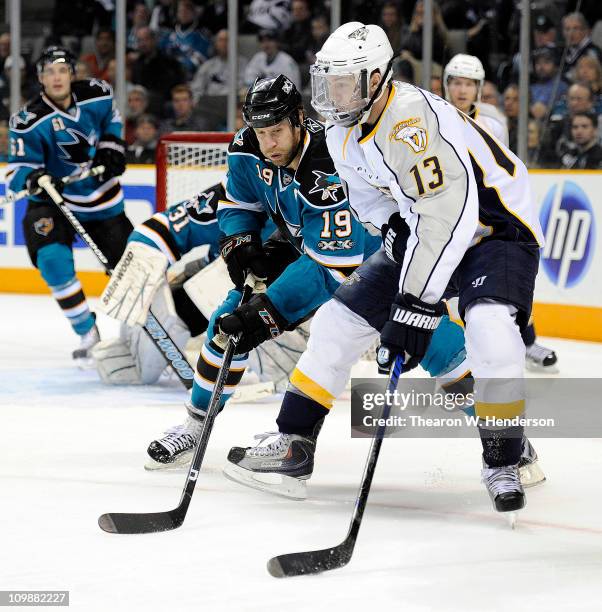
[[57, 128, 97, 166], [308, 170, 345, 202], [185, 189, 220, 224]]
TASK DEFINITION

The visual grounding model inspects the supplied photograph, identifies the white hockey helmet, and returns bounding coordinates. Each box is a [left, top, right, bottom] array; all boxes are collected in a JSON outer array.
[[443, 54, 486, 102], [310, 22, 394, 127]]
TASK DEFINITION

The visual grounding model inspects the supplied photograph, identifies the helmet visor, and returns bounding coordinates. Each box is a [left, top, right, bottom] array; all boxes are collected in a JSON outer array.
[[310, 65, 369, 126]]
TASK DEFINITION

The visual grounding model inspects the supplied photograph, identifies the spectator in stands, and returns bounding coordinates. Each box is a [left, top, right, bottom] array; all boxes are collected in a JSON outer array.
[[558, 111, 602, 168], [527, 119, 542, 168], [75, 61, 91, 80], [481, 80, 501, 108], [503, 83, 519, 153], [126, 85, 149, 145], [533, 14, 558, 53], [243, 0, 292, 33], [562, 12, 602, 82], [132, 27, 186, 115], [160, 0, 212, 80], [305, 13, 330, 66], [190, 29, 247, 100], [283, 0, 313, 65], [530, 47, 569, 121], [150, 0, 177, 32], [0, 120, 8, 161], [575, 55, 602, 96], [0, 99, 8, 123], [541, 82, 600, 166], [379, 2, 404, 53], [203, 0, 229, 34], [160, 84, 210, 133], [81, 28, 115, 82], [127, 114, 160, 164], [244, 30, 301, 90], [401, 0, 449, 67], [430, 75, 443, 97], [128, 3, 151, 51]]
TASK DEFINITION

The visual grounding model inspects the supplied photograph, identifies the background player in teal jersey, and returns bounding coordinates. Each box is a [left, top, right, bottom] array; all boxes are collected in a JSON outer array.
[[7, 46, 128, 360]]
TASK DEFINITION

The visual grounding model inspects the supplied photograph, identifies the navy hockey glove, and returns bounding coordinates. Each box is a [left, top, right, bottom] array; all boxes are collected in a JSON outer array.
[[26, 169, 63, 200], [215, 293, 288, 354], [220, 232, 270, 289], [377, 293, 446, 373], [93, 134, 126, 180], [381, 212, 410, 264]]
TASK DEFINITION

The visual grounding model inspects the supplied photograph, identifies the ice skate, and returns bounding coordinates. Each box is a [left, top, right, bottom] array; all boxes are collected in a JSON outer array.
[[145, 414, 204, 470], [72, 317, 100, 364], [223, 421, 322, 500], [518, 437, 546, 488], [482, 463, 525, 514], [525, 342, 558, 373]]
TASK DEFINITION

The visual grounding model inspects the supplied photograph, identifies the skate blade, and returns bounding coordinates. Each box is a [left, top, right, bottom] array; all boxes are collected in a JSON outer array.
[[507, 512, 518, 529], [74, 356, 95, 370], [525, 361, 559, 374], [229, 381, 276, 403], [223, 463, 308, 500], [144, 450, 193, 471], [519, 462, 546, 488]]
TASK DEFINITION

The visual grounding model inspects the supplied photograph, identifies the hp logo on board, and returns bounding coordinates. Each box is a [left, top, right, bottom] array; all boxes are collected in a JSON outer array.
[[539, 181, 595, 288]]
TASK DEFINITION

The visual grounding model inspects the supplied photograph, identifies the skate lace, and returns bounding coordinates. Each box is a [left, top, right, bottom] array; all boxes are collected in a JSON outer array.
[[526, 343, 552, 361], [159, 419, 202, 454], [482, 466, 521, 497], [247, 431, 292, 457]]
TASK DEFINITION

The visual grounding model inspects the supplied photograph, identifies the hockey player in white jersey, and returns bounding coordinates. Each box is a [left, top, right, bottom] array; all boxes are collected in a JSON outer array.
[[443, 53, 558, 373], [284, 23, 541, 514], [443, 53, 509, 146]]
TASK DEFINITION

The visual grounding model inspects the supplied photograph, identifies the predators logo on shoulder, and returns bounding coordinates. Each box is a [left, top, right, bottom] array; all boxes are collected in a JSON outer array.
[[390, 118, 428, 153]]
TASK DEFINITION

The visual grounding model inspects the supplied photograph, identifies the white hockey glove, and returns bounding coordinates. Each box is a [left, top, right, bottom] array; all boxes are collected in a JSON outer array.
[[99, 242, 169, 326]]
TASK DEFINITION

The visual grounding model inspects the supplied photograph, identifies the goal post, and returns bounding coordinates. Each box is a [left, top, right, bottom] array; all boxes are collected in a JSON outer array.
[[155, 132, 234, 211]]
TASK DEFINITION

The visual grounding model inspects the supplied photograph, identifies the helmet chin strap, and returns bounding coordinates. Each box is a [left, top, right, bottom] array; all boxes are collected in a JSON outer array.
[[357, 58, 394, 126]]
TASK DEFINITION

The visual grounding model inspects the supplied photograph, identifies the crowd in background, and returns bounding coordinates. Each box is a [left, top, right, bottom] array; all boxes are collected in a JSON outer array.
[[1, 0, 602, 169]]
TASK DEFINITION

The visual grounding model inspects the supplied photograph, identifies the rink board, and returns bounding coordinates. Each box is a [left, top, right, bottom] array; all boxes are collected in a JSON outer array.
[[0, 166, 601, 341]]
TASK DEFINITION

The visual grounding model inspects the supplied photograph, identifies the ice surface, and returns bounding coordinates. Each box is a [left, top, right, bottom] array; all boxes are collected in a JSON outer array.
[[1, 294, 602, 612]]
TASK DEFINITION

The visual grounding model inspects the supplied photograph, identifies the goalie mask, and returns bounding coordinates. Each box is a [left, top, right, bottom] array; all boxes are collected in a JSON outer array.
[[310, 22, 394, 127]]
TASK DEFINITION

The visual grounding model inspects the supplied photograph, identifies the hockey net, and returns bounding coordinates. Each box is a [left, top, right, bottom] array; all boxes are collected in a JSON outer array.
[[156, 132, 234, 211]]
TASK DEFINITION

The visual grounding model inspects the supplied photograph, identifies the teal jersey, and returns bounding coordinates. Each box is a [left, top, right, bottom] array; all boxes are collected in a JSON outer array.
[[219, 120, 381, 324], [8, 79, 124, 221]]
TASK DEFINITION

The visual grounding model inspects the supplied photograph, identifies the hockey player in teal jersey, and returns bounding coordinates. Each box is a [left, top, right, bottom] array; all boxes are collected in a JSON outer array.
[[139, 76, 469, 471], [7, 46, 129, 359]]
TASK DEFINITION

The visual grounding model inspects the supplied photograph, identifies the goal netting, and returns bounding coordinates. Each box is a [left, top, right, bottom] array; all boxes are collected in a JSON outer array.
[[156, 132, 234, 211]]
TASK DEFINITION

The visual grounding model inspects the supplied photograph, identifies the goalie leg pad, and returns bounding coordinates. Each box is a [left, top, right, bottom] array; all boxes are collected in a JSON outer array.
[[92, 337, 143, 385], [99, 241, 169, 326]]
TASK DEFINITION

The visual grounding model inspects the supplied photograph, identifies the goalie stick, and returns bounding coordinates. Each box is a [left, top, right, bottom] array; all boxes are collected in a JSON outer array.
[[37, 172, 195, 388], [267, 355, 405, 578], [98, 281, 254, 534]]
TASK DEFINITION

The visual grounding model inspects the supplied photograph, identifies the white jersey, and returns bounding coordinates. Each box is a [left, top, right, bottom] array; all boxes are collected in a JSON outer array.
[[326, 81, 543, 303], [471, 102, 509, 147]]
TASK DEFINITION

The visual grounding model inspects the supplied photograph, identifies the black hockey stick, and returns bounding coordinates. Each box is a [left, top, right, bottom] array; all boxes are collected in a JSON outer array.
[[267, 355, 405, 578], [38, 174, 195, 388], [98, 282, 253, 534]]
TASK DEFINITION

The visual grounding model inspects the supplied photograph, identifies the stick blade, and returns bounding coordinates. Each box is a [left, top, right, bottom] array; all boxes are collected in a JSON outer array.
[[267, 542, 353, 578], [98, 509, 183, 534]]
